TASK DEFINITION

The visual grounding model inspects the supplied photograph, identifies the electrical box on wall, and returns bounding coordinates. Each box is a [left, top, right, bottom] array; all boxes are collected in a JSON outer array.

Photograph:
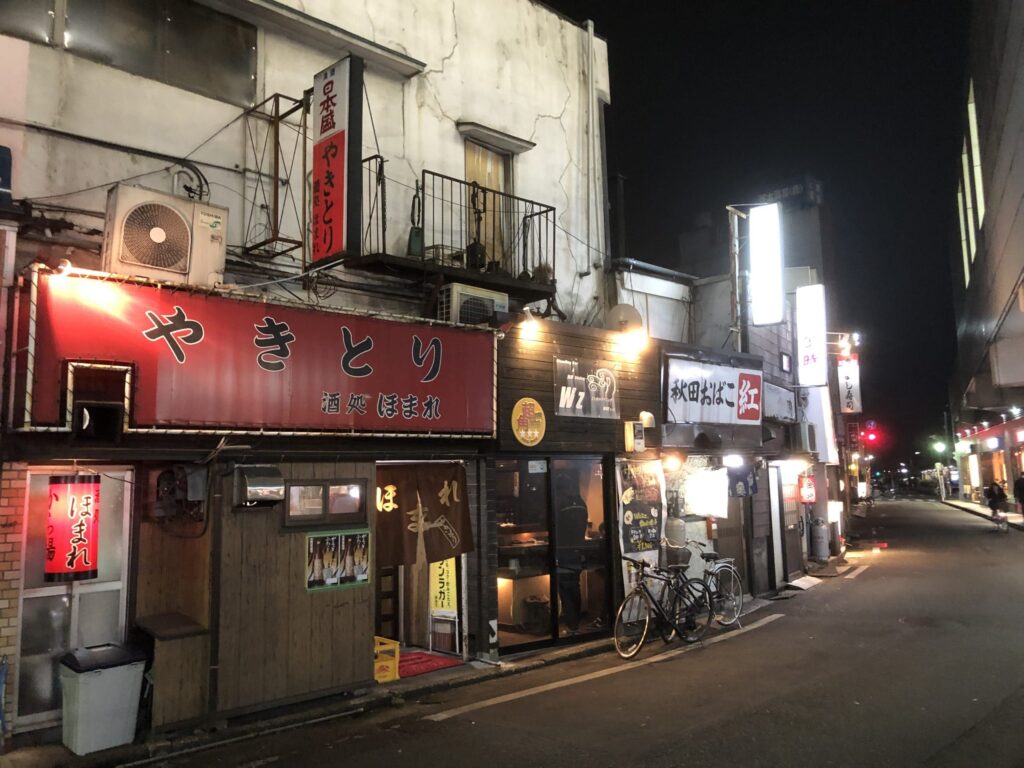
[[151, 465, 208, 521], [624, 421, 645, 452]]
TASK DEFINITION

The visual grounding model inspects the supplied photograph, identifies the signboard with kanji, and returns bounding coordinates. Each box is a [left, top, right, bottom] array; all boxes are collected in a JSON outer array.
[[22, 273, 494, 435], [46, 475, 100, 582], [311, 56, 363, 266], [796, 284, 828, 387], [838, 355, 863, 414], [666, 357, 763, 426]]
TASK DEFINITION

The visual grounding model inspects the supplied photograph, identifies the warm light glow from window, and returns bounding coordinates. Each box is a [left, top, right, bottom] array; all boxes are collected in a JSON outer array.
[[967, 80, 986, 225]]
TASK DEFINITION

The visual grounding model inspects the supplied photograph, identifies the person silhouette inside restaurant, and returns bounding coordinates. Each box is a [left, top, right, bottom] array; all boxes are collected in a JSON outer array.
[[555, 480, 589, 634]]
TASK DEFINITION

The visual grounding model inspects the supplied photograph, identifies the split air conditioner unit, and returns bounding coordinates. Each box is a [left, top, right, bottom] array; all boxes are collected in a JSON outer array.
[[437, 282, 509, 325], [102, 184, 227, 287]]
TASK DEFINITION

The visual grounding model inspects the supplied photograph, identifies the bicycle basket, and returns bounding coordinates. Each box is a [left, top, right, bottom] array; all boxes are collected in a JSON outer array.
[[659, 541, 692, 569]]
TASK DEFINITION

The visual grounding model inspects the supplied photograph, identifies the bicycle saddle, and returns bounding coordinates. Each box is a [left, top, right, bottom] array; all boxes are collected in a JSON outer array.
[[700, 552, 720, 561]]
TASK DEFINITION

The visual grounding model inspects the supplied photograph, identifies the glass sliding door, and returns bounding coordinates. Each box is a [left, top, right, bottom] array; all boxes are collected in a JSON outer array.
[[16, 469, 131, 730], [551, 459, 609, 638], [495, 457, 611, 651], [495, 459, 552, 648]]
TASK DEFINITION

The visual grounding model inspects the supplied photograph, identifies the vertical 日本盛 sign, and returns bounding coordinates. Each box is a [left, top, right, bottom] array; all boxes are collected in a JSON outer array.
[[46, 475, 100, 582], [312, 57, 363, 266]]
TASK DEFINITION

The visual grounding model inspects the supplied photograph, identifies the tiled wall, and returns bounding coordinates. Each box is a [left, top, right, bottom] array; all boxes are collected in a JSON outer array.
[[0, 462, 28, 736]]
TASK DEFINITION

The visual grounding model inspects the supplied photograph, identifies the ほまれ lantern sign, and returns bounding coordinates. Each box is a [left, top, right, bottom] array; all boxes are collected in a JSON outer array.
[[46, 475, 100, 582]]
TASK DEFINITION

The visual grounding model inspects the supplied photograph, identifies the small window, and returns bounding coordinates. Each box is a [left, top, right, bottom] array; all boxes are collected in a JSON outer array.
[[286, 480, 366, 528], [780, 352, 792, 374]]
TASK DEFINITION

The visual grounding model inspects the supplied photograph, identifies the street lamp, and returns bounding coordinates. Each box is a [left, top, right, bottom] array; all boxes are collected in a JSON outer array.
[[932, 441, 946, 454]]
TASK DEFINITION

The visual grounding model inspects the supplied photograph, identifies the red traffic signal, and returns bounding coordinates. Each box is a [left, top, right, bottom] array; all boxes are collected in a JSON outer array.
[[865, 431, 878, 443]]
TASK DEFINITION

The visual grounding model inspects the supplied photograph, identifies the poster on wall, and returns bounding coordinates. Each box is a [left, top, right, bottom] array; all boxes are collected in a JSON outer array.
[[554, 357, 620, 419], [306, 529, 370, 591], [615, 460, 666, 590], [45, 475, 101, 582]]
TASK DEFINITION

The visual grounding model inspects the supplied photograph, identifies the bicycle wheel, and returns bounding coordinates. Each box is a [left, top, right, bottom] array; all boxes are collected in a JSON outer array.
[[714, 566, 744, 627], [613, 589, 652, 659], [679, 578, 714, 643], [656, 580, 679, 643]]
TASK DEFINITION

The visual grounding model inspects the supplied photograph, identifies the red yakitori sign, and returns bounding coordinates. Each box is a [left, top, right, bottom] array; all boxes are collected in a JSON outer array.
[[46, 475, 100, 582], [25, 274, 495, 434]]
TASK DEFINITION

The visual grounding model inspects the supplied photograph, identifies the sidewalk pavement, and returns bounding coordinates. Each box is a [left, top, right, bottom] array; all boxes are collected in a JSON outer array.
[[0, 598, 774, 768], [942, 497, 1024, 530]]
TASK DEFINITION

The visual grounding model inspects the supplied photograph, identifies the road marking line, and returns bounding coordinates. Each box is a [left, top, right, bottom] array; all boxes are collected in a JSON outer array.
[[846, 565, 870, 579], [423, 613, 785, 722]]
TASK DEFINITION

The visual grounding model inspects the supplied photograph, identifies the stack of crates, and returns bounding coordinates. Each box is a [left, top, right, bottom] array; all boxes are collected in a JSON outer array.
[[373, 636, 400, 683]]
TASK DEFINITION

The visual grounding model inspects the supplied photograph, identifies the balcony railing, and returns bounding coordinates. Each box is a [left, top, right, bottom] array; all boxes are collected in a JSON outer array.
[[421, 170, 556, 283]]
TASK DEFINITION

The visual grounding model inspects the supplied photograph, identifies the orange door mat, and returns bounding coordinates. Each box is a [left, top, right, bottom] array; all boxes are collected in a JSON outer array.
[[397, 652, 463, 679]]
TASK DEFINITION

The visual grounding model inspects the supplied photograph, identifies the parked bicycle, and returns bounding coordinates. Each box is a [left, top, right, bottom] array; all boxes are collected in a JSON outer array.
[[682, 539, 744, 627], [613, 556, 713, 659]]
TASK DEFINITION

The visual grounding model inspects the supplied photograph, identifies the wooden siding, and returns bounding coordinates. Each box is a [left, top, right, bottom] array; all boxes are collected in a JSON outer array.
[[214, 460, 375, 713], [135, 518, 211, 622], [498, 321, 661, 453]]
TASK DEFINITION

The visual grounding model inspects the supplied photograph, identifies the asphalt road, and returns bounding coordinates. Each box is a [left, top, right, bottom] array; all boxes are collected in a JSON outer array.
[[144, 499, 1024, 768]]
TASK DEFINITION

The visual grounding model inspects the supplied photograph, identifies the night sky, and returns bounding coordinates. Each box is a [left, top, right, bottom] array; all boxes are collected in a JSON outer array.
[[547, 0, 970, 461]]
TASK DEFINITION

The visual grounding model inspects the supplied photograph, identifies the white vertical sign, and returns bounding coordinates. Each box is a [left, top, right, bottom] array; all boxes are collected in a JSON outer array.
[[796, 284, 828, 387], [749, 202, 784, 325], [837, 355, 863, 413]]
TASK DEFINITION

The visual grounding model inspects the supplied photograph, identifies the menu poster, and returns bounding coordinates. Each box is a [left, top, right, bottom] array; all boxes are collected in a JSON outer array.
[[615, 460, 667, 591]]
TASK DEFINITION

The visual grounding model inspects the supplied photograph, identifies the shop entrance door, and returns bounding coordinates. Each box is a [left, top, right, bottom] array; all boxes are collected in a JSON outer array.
[[780, 474, 804, 581], [495, 457, 610, 650], [16, 470, 131, 731]]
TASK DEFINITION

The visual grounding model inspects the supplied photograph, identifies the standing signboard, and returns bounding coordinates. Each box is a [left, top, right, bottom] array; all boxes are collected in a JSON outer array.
[[615, 460, 666, 592], [311, 56, 364, 266]]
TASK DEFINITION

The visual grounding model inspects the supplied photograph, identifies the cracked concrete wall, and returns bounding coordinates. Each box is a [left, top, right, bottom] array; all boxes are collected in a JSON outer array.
[[268, 0, 613, 323], [0, 0, 610, 322]]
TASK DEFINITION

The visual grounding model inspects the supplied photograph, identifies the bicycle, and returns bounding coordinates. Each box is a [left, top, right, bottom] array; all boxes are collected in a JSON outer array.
[[612, 556, 713, 659], [682, 539, 744, 627]]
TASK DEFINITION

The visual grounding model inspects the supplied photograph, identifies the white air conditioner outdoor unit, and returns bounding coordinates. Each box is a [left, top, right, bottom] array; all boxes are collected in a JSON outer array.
[[437, 282, 509, 324], [790, 422, 817, 453], [102, 184, 228, 287]]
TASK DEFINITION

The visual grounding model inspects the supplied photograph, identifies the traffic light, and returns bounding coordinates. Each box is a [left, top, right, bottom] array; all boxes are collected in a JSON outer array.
[[865, 430, 878, 444]]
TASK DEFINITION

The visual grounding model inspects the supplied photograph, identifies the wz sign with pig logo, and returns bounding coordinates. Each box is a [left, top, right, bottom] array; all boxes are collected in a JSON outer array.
[[554, 357, 620, 420]]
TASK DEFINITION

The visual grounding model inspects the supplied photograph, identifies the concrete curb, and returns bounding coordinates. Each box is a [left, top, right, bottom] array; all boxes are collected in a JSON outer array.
[[941, 499, 1024, 531]]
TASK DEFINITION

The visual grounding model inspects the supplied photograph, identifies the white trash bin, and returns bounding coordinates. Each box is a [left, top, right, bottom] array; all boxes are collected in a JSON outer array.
[[59, 643, 146, 755]]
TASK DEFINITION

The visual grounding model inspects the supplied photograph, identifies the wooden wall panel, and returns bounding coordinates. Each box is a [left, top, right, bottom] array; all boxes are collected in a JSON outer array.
[[135, 517, 211, 625], [216, 460, 375, 713], [497, 321, 661, 453]]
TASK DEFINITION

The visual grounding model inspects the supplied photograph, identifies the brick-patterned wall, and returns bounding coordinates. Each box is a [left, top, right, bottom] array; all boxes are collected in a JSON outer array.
[[0, 462, 28, 736]]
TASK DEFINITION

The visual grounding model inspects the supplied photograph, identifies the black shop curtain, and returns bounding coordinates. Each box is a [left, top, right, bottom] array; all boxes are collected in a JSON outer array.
[[376, 463, 474, 567]]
